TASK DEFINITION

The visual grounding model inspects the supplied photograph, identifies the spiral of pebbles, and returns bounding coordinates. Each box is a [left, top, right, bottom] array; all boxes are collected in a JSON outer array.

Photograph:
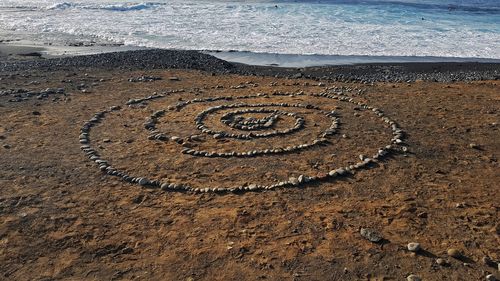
[[79, 87, 405, 193]]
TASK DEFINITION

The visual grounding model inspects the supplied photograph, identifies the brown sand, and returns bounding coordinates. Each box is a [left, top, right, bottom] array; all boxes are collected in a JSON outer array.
[[0, 69, 499, 280]]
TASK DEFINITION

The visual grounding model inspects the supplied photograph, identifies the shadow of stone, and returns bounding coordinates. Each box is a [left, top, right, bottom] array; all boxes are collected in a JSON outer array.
[[416, 249, 437, 259], [377, 238, 391, 246], [453, 255, 476, 264]]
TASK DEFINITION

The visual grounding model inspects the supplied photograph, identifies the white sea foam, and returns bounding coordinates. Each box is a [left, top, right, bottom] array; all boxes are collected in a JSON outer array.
[[46, 2, 73, 10], [98, 3, 164, 12], [45, 1, 164, 11], [0, 0, 499, 59]]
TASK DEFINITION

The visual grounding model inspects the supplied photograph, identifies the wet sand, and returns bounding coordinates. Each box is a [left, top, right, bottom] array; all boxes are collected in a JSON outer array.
[[0, 44, 47, 60]]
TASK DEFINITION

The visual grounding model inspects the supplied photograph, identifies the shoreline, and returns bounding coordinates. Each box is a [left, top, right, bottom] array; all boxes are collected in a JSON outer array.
[[1, 42, 499, 83], [0, 40, 145, 61], [206, 50, 500, 68], [2, 40, 500, 67]]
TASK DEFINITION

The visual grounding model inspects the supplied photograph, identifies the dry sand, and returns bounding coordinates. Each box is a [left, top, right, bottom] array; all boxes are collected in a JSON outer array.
[[0, 66, 499, 280]]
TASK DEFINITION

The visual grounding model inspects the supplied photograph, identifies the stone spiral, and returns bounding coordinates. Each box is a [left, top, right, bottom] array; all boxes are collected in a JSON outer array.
[[79, 88, 405, 193]]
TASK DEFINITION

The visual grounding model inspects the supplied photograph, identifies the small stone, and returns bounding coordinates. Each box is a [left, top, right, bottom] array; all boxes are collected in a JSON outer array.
[[486, 274, 497, 281], [336, 168, 347, 176], [168, 76, 180, 81], [436, 258, 448, 266], [360, 228, 383, 243], [189, 135, 203, 142], [407, 242, 421, 252], [2, 144, 10, 149], [297, 175, 304, 183], [469, 143, 480, 149], [137, 178, 149, 186], [482, 256, 496, 267], [407, 274, 421, 281], [447, 248, 461, 258]]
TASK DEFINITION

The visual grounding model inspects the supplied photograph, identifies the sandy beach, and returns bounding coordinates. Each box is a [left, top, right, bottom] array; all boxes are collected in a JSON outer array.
[[0, 46, 499, 280]]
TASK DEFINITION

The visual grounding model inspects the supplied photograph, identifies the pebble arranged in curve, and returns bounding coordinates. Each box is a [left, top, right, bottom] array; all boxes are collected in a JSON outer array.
[[79, 88, 405, 193], [145, 100, 338, 157]]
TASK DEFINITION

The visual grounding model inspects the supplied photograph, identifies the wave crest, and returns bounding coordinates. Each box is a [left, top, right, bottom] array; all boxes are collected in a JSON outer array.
[[99, 2, 164, 12], [46, 2, 73, 10], [46, 2, 164, 12]]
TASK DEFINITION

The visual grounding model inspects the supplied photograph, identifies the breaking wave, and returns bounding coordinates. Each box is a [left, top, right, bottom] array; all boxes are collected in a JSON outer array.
[[46, 2, 165, 12], [0, 0, 499, 59]]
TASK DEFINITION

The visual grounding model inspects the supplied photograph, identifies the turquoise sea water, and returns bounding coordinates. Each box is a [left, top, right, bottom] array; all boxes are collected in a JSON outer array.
[[0, 0, 499, 59]]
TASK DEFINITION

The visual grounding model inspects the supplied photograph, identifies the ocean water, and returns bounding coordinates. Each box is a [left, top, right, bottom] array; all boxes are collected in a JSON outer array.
[[0, 0, 499, 60]]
